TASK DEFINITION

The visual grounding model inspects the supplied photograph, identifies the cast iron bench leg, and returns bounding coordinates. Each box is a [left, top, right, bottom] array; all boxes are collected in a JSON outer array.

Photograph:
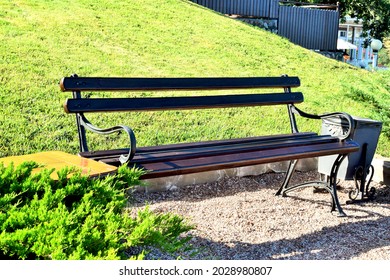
[[275, 155, 348, 217], [275, 159, 299, 196]]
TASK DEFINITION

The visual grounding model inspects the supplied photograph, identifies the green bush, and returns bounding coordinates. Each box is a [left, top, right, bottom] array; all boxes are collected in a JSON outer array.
[[0, 162, 193, 260]]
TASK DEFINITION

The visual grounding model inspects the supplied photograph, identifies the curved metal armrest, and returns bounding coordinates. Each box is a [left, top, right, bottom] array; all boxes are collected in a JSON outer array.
[[292, 105, 355, 140], [79, 114, 136, 164]]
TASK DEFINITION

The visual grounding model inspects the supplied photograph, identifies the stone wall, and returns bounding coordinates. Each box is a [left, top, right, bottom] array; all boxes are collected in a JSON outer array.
[[232, 16, 278, 33], [314, 50, 344, 61]]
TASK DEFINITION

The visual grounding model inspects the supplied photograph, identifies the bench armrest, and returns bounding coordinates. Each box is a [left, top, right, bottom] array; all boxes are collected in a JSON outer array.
[[292, 105, 355, 140], [79, 114, 136, 164]]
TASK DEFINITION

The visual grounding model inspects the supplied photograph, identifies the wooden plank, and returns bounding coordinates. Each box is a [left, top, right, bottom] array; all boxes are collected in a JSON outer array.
[[64, 92, 304, 113], [135, 140, 359, 179], [132, 135, 338, 164], [60, 76, 301, 92], [79, 133, 318, 160], [137, 132, 317, 153], [0, 151, 117, 179]]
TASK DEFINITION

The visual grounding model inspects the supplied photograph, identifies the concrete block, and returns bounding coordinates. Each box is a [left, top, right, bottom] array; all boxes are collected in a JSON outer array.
[[136, 155, 390, 193], [139, 158, 318, 192], [139, 169, 228, 192], [263, 158, 318, 173], [372, 156, 390, 186]]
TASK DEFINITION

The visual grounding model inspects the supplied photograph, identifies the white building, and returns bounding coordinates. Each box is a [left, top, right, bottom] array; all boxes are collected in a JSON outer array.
[[338, 17, 375, 69]]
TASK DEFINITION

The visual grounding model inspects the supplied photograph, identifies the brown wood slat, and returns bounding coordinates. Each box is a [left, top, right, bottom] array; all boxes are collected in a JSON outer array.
[[60, 76, 301, 92], [64, 93, 304, 113], [132, 135, 338, 164], [79, 132, 318, 160], [134, 140, 359, 179]]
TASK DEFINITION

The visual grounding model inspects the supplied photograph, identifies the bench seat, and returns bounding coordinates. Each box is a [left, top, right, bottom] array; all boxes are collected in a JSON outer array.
[[79, 132, 358, 179]]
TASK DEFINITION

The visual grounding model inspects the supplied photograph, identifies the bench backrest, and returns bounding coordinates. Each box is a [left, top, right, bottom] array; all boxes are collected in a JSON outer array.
[[61, 76, 303, 113], [60, 76, 300, 91]]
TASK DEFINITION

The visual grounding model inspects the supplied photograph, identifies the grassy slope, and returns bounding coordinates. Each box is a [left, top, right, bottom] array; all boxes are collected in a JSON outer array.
[[0, 0, 389, 157]]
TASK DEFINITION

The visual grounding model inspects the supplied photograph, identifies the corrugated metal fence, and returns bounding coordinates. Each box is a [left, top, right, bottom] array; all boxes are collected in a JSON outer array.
[[192, 0, 279, 18], [192, 1, 339, 50], [278, 6, 339, 50]]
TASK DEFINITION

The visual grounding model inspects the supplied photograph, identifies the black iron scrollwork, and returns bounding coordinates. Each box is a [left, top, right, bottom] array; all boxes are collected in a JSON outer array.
[[347, 165, 376, 203], [290, 105, 355, 140], [78, 113, 136, 164], [346, 143, 376, 204]]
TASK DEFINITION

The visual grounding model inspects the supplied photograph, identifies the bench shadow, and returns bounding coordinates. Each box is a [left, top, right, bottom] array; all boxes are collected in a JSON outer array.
[[188, 215, 390, 260], [133, 171, 320, 204], [129, 172, 390, 260], [196, 183, 390, 259], [279, 183, 390, 219], [133, 171, 389, 208]]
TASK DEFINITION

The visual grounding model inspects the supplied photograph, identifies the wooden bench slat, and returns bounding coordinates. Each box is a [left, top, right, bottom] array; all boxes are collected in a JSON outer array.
[[79, 132, 318, 160], [60, 76, 301, 92], [64, 93, 304, 113], [138, 132, 318, 153], [133, 135, 338, 164], [134, 140, 359, 179]]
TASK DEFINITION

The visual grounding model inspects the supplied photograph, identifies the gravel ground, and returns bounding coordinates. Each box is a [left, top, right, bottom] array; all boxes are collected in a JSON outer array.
[[129, 171, 390, 260]]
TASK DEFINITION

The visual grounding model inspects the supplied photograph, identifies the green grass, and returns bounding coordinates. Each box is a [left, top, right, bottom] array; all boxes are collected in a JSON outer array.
[[1, 0, 389, 158]]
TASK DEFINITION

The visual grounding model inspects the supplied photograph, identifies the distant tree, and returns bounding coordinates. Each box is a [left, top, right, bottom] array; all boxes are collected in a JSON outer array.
[[292, 0, 390, 40]]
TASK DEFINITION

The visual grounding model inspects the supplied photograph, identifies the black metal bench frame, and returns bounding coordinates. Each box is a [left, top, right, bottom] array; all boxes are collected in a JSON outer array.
[[60, 74, 359, 216]]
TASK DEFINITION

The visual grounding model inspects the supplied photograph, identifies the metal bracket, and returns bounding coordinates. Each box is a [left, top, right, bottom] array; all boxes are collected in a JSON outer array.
[[71, 74, 89, 153], [78, 114, 137, 164]]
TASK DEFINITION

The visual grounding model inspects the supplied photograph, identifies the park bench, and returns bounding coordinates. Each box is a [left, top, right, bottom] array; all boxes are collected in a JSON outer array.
[[60, 74, 359, 216]]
